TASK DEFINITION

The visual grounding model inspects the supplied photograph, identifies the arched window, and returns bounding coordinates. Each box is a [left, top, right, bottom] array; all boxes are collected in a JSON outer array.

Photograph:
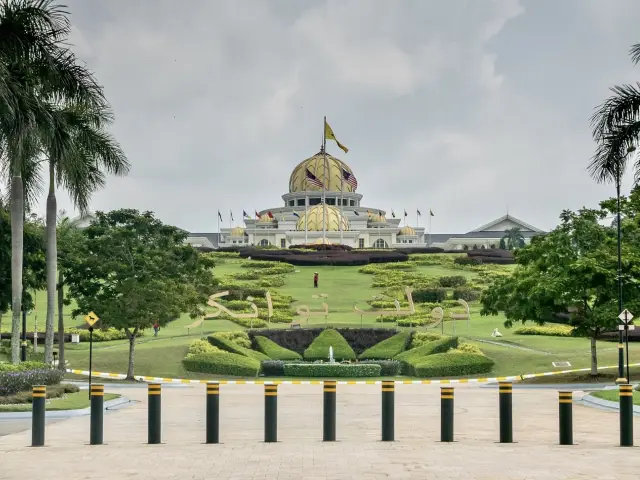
[[259, 239, 270, 247], [373, 238, 388, 249]]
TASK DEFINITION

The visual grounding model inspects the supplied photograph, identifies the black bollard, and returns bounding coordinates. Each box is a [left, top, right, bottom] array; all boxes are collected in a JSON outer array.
[[498, 381, 513, 443], [90, 384, 104, 445], [620, 384, 634, 447], [148, 383, 162, 444], [440, 387, 454, 442], [381, 380, 395, 442], [31, 385, 46, 447], [264, 384, 278, 443], [206, 382, 219, 444], [558, 391, 573, 446], [323, 380, 337, 441]]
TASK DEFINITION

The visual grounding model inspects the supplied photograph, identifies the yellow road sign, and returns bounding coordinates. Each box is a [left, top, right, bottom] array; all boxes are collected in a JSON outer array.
[[84, 311, 100, 327]]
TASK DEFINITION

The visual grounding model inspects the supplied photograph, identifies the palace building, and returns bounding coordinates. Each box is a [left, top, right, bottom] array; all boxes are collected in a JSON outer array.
[[184, 149, 546, 250]]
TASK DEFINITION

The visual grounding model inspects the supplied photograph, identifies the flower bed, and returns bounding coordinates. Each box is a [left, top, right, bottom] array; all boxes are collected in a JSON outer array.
[[0, 363, 64, 396], [283, 363, 381, 378]]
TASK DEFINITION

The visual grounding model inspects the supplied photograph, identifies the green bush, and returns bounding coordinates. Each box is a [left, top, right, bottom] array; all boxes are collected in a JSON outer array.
[[412, 287, 447, 303], [210, 331, 251, 348], [207, 335, 271, 361], [254, 336, 302, 360], [0, 383, 79, 405], [66, 327, 144, 342], [0, 361, 48, 372], [396, 317, 433, 327], [283, 363, 381, 377], [395, 336, 459, 375], [358, 359, 401, 376], [410, 332, 444, 349], [452, 287, 481, 302], [223, 317, 268, 328], [187, 339, 224, 356], [182, 352, 261, 377], [261, 360, 286, 376], [513, 325, 574, 337], [413, 353, 494, 377], [449, 343, 484, 355], [0, 364, 64, 396], [303, 329, 356, 361], [359, 331, 411, 360], [438, 275, 467, 287]]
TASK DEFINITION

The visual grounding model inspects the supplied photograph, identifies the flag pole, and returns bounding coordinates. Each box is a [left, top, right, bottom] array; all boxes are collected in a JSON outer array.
[[322, 116, 327, 243], [305, 195, 308, 244], [428, 211, 432, 246], [340, 170, 344, 245]]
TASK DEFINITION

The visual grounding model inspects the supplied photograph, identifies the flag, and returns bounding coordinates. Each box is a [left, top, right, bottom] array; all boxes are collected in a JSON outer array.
[[391, 210, 396, 218], [378, 210, 383, 216], [230, 210, 234, 222], [430, 209, 435, 217], [305, 168, 324, 188], [342, 168, 358, 190], [243, 210, 249, 218], [324, 119, 349, 153], [417, 209, 422, 216], [267, 211, 274, 219], [293, 212, 300, 218], [218, 210, 223, 221], [404, 210, 407, 217], [353, 210, 360, 216], [255, 210, 260, 219]]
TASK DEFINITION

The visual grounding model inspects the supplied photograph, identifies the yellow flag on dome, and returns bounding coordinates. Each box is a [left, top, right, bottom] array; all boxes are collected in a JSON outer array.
[[324, 120, 349, 154]]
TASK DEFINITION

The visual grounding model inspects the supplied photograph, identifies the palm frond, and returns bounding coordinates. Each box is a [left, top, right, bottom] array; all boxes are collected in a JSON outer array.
[[589, 122, 640, 184], [630, 43, 640, 65], [591, 83, 640, 142]]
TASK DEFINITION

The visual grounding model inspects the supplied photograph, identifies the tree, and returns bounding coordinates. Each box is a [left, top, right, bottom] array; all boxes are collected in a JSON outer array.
[[41, 102, 128, 364], [481, 209, 640, 376], [0, 0, 106, 362], [499, 238, 506, 250], [64, 209, 218, 379], [500, 227, 524, 251]]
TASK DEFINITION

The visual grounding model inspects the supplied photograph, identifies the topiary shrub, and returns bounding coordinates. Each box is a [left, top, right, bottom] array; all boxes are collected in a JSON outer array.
[[359, 331, 412, 360], [412, 287, 447, 303], [395, 337, 459, 375], [438, 275, 467, 288], [452, 287, 481, 302], [412, 352, 494, 377], [303, 329, 356, 361], [283, 363, 381, 377], [261, 360, 286, 376], [253, 336, 302, 361], [513, 325, 574, 337], [187, 339, 224, 356], [207, 335, 271, 361], [410, 332, 444, 349], [210, 331, 251, 348], [182, 352, 261, 377], [358, 359, 401, 376], [450, 343, 484, 355]]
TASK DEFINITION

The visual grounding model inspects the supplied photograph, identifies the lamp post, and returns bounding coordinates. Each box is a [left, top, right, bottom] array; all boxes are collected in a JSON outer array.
[[615, 145, 636, 383]]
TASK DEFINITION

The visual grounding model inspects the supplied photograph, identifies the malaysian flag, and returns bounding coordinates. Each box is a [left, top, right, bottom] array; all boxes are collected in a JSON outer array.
[[305, 169, 324, 188], [342, 168, 357, 190]]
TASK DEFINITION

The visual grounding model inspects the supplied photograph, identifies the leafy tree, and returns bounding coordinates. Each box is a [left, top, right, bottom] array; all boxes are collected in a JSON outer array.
[[64, 209, 218, 379], [481, 208, 640, 376], [500, 227, 524, 251], [0, 0, 106, 362], [499, 238, 506, 249]]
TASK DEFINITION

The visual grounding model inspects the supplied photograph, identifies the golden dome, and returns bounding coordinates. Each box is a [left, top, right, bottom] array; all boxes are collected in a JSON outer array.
[[314, 238, 332, 245], [368, 213, 386, 223], [230, 227, 246, 236], [296, 205, 349, 231], [289, 151, 356, 193], [398, 226, 416, 236], [257, 213, 276, 224]]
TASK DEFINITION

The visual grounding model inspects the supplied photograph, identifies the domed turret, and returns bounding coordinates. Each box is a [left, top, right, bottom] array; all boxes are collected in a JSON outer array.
[[289, 151, 357, 193], [398, 226, 416, 236], [296, 205, 349, 231], [230, 226, 246, 236], [368, 213, 386, 224], [257, 213, 276, 224]]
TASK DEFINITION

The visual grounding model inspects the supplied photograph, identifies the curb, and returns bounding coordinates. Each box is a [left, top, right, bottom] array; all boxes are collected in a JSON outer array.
[[579, 393, 640, 416], [0, 396, 132, 420]]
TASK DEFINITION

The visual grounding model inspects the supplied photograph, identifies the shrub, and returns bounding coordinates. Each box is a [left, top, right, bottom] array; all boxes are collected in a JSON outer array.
[[0, 361, 48, 372], [449, 343, 484, 355], [395, 337, 459, 375], [224, 317, 268, 328], [187, 339, 224, 356], [513, 325, 574, 337], [358, 359, 401, 376], [438, 275, 467, 288], [303, 329, 356, 361], [413, 353, 494, 377], [452, 287, 481, 302], [410, 332, 444, 349], [396, 317, 433, 327], [253, 336, 302, 360], [283, 363, 381, 378], [182, 352, 261, 377], [207, 335, 271, 361], [210, 331, 251, 348], [359, 331, 412, 360], [412, 287, 447, 303], [0, 365, 64, 396], [261, 360, 286, 376], [454, 257, 481, 266], [0, 383, 80, 405], [66, 327, 144, 342]]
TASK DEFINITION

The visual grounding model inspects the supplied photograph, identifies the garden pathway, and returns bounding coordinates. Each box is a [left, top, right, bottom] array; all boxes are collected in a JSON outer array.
[[0, 383, 637, 479]]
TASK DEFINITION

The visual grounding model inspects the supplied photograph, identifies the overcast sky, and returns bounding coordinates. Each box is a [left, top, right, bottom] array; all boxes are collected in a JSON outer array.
[[34, 0, 640, 233]]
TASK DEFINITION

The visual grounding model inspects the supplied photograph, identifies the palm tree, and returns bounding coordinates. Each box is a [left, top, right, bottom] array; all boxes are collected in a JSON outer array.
[[501, 227, 524, 251], [41, 102, 128, 363], [0, 0, 106, 362]]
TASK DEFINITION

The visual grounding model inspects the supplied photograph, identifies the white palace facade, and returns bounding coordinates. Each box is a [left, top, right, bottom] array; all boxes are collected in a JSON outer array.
[[185, 149, 546, 250]]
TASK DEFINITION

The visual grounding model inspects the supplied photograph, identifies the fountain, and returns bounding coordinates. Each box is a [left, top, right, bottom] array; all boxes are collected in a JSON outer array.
[[329, 346, 335, 364]]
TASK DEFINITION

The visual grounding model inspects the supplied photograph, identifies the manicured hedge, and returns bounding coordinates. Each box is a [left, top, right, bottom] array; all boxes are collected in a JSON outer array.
[[358, 359, 401, 376], [303, 329, 356, 361], [452, 287, 481, 302], [412, 353, 494, 377], [207, 335, 271, 361], [513, 325, 574, 337], [261, 360, 287, 376], [253, 336, 302, 360], [283, 363, 381, 378], [236, 247, 409, 266], [395, 337, 459, 375], [359, 331, 412, 360], [412, 287, 447, 303], [438, 275, 467, 287], [182, 352, 261, 377], [410, 332, 444, 349], [211, 331, 252, 348], [0, 364, 64, 396]]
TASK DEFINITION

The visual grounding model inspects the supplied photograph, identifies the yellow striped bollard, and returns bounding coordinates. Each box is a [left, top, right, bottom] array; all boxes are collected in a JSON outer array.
[[323, 380, 337, 441], [148, 383, 162, 444], [206, 382, 219, 444], [498, 381, 513, 443], [90, 384, 105, 445], [381, 381, 394, 441], [264, 384, 278, 442], [440, 387, 454, 442], [620, 384, 634, 447], [31, 385, 46, 447], [558, 391, 573, 445]]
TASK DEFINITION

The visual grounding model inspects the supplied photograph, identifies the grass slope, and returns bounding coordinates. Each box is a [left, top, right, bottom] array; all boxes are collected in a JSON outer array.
[[0, 392, 119, 412]]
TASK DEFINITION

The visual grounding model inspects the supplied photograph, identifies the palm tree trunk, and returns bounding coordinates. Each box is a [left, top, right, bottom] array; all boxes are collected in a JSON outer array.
[[57, 271, 65, 370], [44, 162, 57, 364], [590, 336, 598, 376], [10, 175, 24, 364], [126, 327, 138, 380]]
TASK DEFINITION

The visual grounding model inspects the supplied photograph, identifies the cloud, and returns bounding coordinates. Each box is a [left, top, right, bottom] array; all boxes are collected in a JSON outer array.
[[28, 0, 640, 234]]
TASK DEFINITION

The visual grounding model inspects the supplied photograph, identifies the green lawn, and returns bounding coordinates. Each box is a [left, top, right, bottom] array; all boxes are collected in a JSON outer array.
[[0, 392, 119, 412], [591, 389, 640, 405]]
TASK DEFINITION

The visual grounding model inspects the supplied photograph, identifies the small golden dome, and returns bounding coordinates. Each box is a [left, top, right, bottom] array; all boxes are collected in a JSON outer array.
[[313, 238, 332, 245], [257, 213, 276, 224], [398, 226, 416, 236], [289, 151, 356, 194], [368, 213, 386, 223], [230, 226, 246, 236], [296, 205, 349, 231]]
